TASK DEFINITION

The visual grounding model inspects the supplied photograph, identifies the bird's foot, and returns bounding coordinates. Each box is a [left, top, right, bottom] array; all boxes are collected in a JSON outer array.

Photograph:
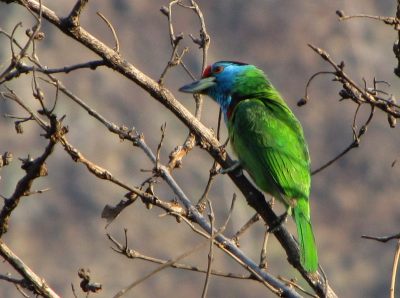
[[218, 161, 242, 175], [267, 212, 289, 233]]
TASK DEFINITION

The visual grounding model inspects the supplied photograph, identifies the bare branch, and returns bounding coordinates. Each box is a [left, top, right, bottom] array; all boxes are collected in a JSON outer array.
[[112, 240, 211, 298], [0, 274, 31, 297], [308, 44, 400, 118], [196, 161, 219, 209], [0, 240, 60, 298], [202, 200, 215, 298], [1, 60, 105, 84], [108, 232, 251, 279], [96, 12, 120, 53], [362, 232, 400, 243], [390, 240, 400, 298], [336, 10, 398, 26], [312, 104, 375, 175], [335, 5, 400, 77], [59, 135, 158, 203], [0, 103, 57, 235], [260, 229, 270, 269], [232, 213, 261, 247], [298, 71, 334, 106], [155, 123, 167, 169], [278, 276, 319, 298], [66, 0, 89, 27]]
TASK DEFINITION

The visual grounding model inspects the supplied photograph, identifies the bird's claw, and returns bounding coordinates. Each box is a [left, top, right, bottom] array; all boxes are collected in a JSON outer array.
[[218, 161, 242, 175]]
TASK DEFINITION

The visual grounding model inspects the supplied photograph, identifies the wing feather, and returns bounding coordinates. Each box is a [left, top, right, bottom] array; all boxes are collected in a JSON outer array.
[[228, 97, 310, 204]]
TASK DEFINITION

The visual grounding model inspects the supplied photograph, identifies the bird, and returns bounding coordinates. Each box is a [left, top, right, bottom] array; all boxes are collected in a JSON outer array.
[[179, 61, 318, 272]]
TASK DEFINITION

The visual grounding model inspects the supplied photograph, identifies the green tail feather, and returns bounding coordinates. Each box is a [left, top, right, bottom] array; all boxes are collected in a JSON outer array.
[[293, 199, 318, 272]]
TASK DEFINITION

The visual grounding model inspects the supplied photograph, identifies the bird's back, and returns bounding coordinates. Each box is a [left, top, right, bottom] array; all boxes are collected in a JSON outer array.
[[228, 94, 311, 205]]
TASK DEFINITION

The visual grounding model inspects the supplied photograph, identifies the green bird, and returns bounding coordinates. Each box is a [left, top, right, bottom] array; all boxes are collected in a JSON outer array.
[[179, 61, 318, 272]]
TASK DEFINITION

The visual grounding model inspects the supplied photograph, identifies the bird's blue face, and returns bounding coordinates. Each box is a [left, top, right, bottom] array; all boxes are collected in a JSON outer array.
[[179, 61, 255, 118]]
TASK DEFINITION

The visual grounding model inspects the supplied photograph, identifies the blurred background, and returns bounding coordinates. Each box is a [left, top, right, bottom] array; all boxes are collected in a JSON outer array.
[[0, 0, 399, 297]]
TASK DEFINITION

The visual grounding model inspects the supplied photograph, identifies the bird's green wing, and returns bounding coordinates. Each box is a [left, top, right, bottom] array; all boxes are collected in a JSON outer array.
[[228, 96, 311, 205], [229, 96, 318, 272]]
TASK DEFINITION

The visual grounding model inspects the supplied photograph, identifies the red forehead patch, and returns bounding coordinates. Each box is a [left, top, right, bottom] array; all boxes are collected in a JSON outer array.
[[202, 65, 212, 78]]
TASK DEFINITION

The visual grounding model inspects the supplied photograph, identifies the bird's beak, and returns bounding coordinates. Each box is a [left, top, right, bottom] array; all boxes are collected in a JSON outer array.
[[179, 77, 216, 93]]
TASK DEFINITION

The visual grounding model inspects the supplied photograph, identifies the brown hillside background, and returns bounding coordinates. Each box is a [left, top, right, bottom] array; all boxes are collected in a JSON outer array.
[[0, 1, 399, 297]]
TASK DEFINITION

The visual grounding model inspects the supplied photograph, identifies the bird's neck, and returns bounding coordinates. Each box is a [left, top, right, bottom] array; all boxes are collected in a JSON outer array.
[[208, 90, 232, 122], [209, 82, 287, 122], [225, 90, 290, 123]]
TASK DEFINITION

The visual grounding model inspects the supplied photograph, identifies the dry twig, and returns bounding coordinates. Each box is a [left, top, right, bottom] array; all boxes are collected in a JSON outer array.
[[0, 240, 60, 298], [107, 232, 251, 280], [390, 240, 400, 298]]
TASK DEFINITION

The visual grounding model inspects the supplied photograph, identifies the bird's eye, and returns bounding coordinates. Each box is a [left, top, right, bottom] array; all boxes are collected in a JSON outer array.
[[213, 65, 224, 74]]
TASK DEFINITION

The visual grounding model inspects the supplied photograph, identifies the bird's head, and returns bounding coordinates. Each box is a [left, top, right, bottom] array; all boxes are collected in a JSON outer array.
[[179, 61, 269, 118]]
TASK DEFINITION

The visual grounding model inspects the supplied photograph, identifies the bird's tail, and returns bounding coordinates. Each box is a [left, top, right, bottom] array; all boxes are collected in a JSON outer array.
[[293, 198, 318, 272]]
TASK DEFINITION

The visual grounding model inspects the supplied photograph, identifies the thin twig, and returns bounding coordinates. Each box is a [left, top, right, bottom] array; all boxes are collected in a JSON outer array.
[[298, 71, 334, 106], [196, 109, 224, 208], [0, 274, 29, 294], [362, 232, 400, 243], [1, 60, 105, 84], [0, 92, 57, 236], [96, 12, 120, 53], [308, 44, 400, 118], [260, 229, 270, 269], [58, 135, 172, 211], [0, 2, 44, 83], [164, 0, 211, 169], [278, 276, 318, 298], [107, 233, 251, 280], [0, 276, 30, 298], [0, 23, 21, 82], [112, 240, 210, 298], [312, 104, 375, 175], [337, 11, 398, 26], [158, 0, 186, 84], [24, 187, 50, 195], [220, 193, 236, 233], [187, 0, 210, 119], [232, 213, 261, 246], [202, 200, 214, 298], [390, 240, 400, 298], [1, 90, 48, 130], [71, 283, 78, 298], [197, 162, 219, 209], [67, 0, 89, 27], [10, 22, 22, 59], [155, 123, 167, 170], [0, 240, 60, 298], [19, 0, 43, 60]]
